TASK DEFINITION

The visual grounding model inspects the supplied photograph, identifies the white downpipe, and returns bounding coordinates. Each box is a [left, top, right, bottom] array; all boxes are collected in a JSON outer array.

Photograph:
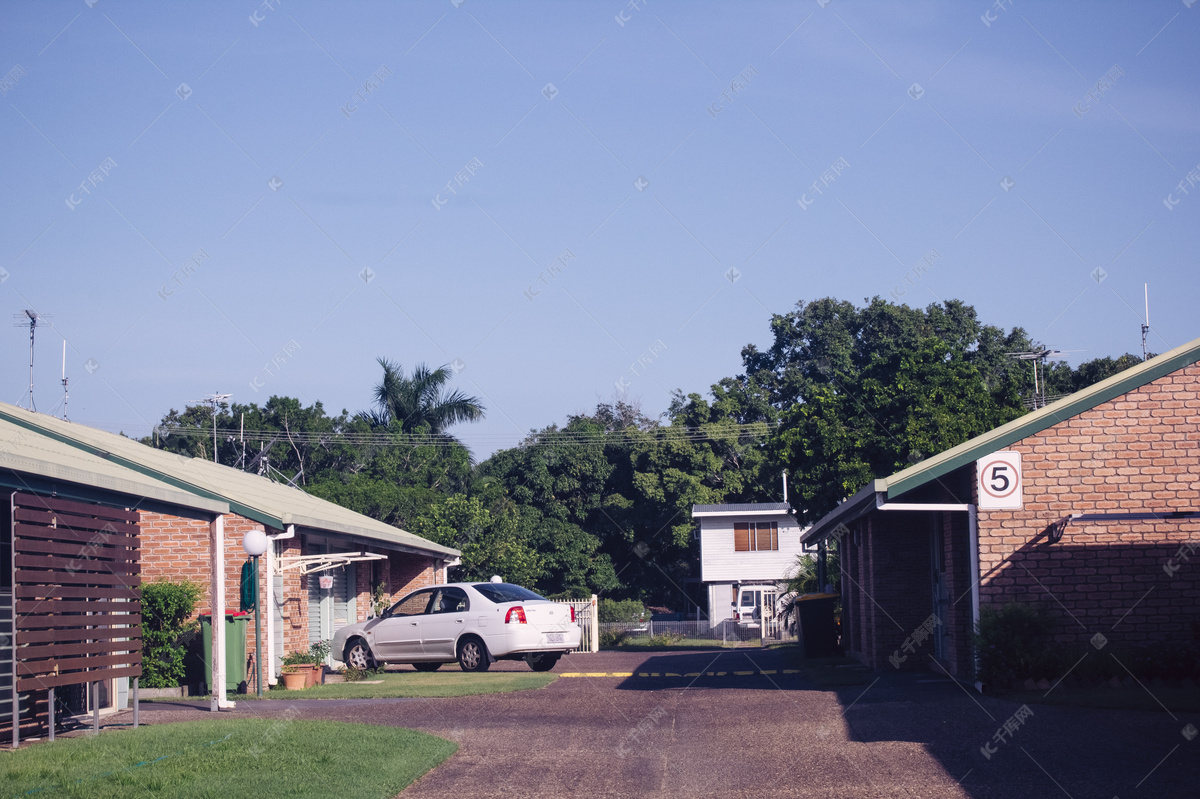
[[264, 525, 295, 686], [968, 505, 980, 632], [210, 515, 233, 710]]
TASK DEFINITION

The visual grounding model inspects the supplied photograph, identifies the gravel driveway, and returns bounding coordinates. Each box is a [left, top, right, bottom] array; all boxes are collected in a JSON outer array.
[[129, 648, 1199, 798]]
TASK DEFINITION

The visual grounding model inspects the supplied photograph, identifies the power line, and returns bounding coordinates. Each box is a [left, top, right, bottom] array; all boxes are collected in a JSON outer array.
[[152, 421, 780, 449]]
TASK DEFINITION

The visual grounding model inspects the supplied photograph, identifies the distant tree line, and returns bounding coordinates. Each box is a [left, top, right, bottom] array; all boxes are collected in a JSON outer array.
[[146, 296, 1143, 609]]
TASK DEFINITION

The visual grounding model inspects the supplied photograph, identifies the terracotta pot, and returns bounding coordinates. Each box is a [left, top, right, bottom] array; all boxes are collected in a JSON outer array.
[[306, 664, 324, 688], [281, 671, 308, 691]]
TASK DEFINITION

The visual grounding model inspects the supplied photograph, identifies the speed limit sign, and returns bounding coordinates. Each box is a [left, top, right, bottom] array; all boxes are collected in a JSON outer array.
[[977, 451, 1022, 509]]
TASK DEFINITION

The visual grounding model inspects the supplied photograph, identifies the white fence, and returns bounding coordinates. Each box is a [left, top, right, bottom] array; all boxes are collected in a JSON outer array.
[[552, 595, 599, 653], [600, 618, 796, 645], [0, 589, 11, 731]]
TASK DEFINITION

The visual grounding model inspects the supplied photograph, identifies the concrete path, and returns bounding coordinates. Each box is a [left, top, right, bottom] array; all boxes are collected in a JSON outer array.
[[127, 648, 1199, 798]]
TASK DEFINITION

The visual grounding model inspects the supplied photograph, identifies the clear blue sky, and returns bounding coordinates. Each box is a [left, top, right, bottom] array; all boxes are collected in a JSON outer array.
[[2, 1, 1197, 459]]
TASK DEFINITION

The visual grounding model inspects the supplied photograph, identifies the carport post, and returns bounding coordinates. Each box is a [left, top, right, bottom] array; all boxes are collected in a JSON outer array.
[[209, 514, 229, 711], [91, 682, 99, 733], [47, 688, 53, 741], [132, 677, 139, 728]]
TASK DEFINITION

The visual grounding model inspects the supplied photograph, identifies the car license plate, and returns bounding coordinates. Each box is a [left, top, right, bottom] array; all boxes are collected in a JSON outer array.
[[545, 632, 564, 644]]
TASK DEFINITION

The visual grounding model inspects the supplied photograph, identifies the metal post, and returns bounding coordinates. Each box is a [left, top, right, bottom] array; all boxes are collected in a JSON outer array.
[[132, 677, 139, 729], [254, 555, 263, 697], [12, 690, 18, 748], [91, 682, 99, 734], [47, 688, 54, 741]]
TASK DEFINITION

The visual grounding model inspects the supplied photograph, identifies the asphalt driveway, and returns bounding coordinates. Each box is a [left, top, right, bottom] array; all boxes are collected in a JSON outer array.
[[128, 648, 1199, 798]]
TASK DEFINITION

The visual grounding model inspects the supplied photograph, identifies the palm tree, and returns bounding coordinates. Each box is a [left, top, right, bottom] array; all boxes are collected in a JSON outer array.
[[359, 358, 485, 434]]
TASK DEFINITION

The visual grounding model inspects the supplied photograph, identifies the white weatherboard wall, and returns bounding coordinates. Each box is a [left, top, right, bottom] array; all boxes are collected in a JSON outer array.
[[699, 514, 805, 583]]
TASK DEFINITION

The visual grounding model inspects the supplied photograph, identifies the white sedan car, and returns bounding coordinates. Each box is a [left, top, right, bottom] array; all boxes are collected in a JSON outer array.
[[332, 582, 581, 672]]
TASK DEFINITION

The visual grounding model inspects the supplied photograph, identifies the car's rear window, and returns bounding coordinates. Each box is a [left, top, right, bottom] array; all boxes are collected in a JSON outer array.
[[472, 583, 546, 603]]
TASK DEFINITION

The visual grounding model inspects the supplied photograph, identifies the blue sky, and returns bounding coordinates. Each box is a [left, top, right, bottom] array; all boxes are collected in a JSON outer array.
[[2, 1, 1197, 459]]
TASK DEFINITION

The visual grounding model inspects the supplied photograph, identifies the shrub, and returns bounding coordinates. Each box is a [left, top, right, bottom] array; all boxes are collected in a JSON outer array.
[[141, 579, 203, 688], [973, 601, 1056, 687], [599, 630, 631, 648], [598, 598, 644, 623]]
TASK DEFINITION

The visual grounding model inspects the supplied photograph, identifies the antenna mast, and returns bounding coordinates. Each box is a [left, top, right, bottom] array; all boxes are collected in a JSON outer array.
[[13, 310, 48, 412], [61, 340, 69, 421], [195, 393, 232, 463], [1141, 284, 1150, 362]]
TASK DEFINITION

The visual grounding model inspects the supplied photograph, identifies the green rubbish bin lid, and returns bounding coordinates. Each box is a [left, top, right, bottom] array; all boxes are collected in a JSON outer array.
[[795, 592, 838, 602]]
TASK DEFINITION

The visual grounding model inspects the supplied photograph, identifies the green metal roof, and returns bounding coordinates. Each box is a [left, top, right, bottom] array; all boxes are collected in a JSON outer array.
[[0, 403, 459, 558], [802, 335, 1200, 543], [0, 414, 229, 514]]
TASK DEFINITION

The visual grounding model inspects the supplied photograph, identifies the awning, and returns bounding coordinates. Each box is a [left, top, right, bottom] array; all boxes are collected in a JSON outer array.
[[278, 551, 387, 575]]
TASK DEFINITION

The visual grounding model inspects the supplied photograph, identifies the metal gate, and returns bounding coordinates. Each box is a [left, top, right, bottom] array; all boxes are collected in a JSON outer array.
[[551, 595, 598, 653]]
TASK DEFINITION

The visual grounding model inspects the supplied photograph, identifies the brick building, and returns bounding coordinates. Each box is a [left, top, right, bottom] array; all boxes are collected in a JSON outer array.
[[0, 403, 458, 704], [800, 338, 1200, 679]]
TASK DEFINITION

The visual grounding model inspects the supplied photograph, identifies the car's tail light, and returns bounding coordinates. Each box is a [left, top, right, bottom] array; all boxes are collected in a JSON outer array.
[[733, 611, 740, 620], [505, 606, 527, 624], [568, 605, 576, 623]]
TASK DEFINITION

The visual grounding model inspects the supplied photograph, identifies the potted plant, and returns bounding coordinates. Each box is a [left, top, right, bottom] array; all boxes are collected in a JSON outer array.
[[306, 640, 331, 687], [280, 650, 311, 691]]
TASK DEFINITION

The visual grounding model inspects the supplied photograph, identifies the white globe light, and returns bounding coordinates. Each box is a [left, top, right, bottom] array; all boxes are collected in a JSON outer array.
[[490, 575, 503, 583], [242, 529, 268, 557]]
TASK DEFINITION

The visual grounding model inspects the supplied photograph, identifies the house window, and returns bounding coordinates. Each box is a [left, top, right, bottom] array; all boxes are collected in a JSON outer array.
[[734, 522, 778, 552]]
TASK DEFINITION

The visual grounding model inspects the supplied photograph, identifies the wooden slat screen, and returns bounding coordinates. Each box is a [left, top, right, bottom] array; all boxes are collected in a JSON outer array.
[[11, 492, 142, 693]]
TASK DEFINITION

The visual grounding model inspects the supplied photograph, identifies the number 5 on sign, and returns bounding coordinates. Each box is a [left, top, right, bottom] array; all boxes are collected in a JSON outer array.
[[977, 451, 1022, 509]]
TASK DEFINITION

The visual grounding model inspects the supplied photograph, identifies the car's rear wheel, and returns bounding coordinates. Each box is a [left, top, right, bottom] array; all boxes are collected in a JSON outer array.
[[412, 661, 441, 672], [344, 639, 377, 671], [525, 653, 561, 672], [457, 637, 490, 672]]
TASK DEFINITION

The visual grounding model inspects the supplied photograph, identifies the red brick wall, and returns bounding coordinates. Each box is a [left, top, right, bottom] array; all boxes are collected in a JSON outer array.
[[140, 511, 444, 679], [977, 362, 1200, 654]]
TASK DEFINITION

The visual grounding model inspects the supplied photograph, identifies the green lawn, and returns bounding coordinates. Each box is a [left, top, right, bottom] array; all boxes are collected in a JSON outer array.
[[245, 669, 557, 699], [0, 719, 455, 799], [606, 638, 763, 651]]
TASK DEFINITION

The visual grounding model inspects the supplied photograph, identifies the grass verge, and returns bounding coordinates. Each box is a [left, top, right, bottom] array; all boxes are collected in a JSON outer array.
[[248, 670, 556, 699], [605, 638, 763, 651], [0, 719, 455, 799]]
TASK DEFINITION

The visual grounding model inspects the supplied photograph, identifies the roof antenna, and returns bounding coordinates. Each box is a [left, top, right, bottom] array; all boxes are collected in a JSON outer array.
[[13, 310, 50, 412], [195, 393, 232, 463], [1141, 283, 1150, 362], [61, 340, 70, 421]]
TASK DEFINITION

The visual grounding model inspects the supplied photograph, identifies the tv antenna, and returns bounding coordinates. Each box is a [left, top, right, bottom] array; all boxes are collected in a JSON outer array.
[[195, 393, 232, 463], [13, 310, 51, 412], [61, 340, 70, 421], [1007, 347, 1083, 410], [1141, 283, 1150, 362]]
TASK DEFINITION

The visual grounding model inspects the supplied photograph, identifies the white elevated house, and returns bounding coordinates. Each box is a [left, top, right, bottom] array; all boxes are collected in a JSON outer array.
[[693, 501, 811, 628]]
